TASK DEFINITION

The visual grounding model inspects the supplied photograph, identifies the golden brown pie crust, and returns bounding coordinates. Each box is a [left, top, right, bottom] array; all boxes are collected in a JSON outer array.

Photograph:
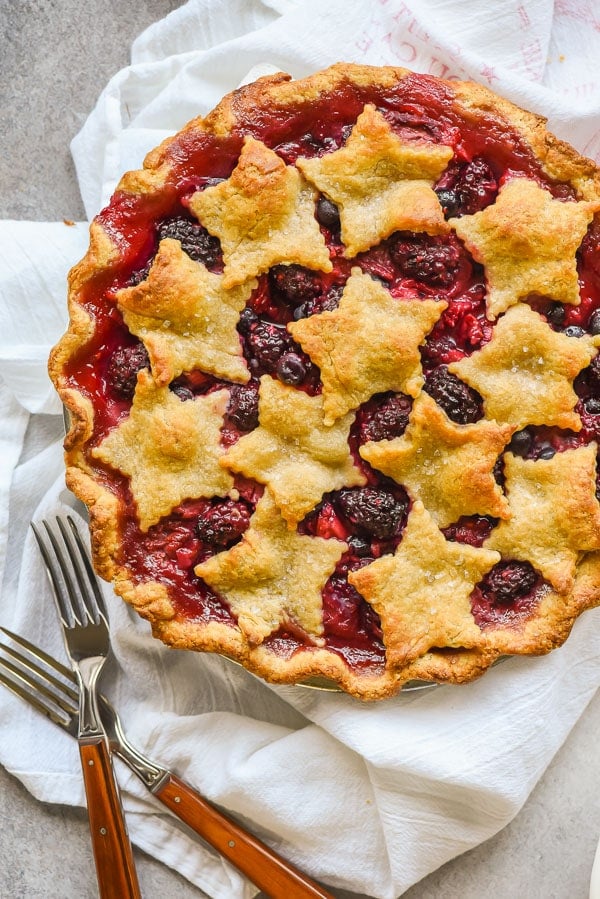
[[50, 63, 600, 701]]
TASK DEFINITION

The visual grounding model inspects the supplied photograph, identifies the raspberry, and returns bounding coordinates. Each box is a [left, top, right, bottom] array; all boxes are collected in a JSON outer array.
[[225, 381, 259, 431], [157, 216, 221, 267], [106, 343, 150, 400], [337, 487, 408, 539], [480, 561, 537, 604], [424, 365, 482, 423], [322, 574, 363, 639], [441, 515, 495, 547], [357, 393, 412, 442], [269, 265, 322, 306], [195, 499, 251, 546], [390, 233, 461, 287], [245, 321, 293, 371], [436, 157, 498, 218]]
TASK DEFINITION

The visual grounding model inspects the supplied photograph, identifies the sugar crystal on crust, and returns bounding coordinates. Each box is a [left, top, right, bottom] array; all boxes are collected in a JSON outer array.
[[289, 267, 446, 424], [221, 375, 366, 525], [449, 303, 597, 431], [194, 490, 346, 646], [116, 238, 253, 385], [484, 443, 600, 593], [450, 178, 600, 319], [92, 371, 233, 532], [296, 104, 453, 257], [361, 392, 514, 528], [189, 137, 332, 289], [349, 501, 500, 666]]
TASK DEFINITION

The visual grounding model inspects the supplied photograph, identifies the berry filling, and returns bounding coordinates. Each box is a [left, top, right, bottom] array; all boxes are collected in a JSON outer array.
[[63, 74, 600, 672]]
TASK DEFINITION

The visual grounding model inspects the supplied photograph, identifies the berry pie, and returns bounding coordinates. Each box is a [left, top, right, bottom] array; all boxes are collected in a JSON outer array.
[[50, 64, 600, 700]]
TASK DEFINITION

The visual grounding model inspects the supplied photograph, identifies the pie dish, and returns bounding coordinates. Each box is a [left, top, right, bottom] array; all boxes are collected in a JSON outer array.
[[50, 63, 600, 701]]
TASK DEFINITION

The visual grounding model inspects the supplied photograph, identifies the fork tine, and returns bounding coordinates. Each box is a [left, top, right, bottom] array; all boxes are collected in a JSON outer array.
[[63, 515, 108, 623], [0, 627, 77, 689], [31, 519, 84, 627], [0, 641, 78, 727]]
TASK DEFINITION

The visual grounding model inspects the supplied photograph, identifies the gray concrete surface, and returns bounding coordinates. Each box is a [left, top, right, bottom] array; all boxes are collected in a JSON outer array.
[[1, 2, 600, 897]]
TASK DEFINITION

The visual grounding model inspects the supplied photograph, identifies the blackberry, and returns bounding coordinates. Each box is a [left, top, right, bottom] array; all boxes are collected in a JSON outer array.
[[157, 216, 221, 267], [437, 157, 497, 218], [293, 284, 343, 320], [245, 320, 293, 371], [106, 343, 150, 400], [358, 393, 412, 442], [316, 197, 341, 230], [337, 487, 407, 540], [480, 560, 537, 604], [225, 381, 259, 431], [196, 499, 251, 546], [424, 365, 483, 423], [269, 265, 321, 307], [390, 233, 461, 287]]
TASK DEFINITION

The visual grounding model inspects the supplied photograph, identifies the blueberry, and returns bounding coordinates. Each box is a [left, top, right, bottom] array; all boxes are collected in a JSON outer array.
[[424, 365, 483, 424], [316, 197, 341, 230], [435, 188, 460, 218], [509, 429, 532, 457], [589, 309, 600, 335], [276, 352, 307, 386], [545, 303, 565, 327], [169, 383, 194, 401], [563, 325, 586, 338], [237, 307, 258, 335], [585, 396, 600, 414], [536, 443, 556, 460]]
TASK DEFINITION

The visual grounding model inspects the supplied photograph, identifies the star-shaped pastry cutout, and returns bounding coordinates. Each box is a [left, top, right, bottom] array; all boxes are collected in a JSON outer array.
[[92, 371, 234, 531], [221, 375, 366, 525], [116, 238, 253, 386], [349, 501, 500, 666], [449, 303, 597, 430], [194, 490, 346, 646], [485, 444, 600, 593], [189, 137, 332, 289], [360, 392, 514, 527], [296, 104, 453, 257], [288, 268, 446, 425], [450, 178, 600, 318]]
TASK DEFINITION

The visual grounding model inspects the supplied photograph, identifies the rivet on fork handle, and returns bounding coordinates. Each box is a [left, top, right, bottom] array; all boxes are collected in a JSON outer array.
[[80, 739, 141, 899]]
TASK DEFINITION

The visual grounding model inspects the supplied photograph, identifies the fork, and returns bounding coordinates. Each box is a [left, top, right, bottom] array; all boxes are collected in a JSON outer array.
[[0, 626, 335, 898], [30, 516, 141, 899]]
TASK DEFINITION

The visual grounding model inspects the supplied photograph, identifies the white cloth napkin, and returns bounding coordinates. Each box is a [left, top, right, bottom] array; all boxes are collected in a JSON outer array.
[[2, 2, 600, 897]]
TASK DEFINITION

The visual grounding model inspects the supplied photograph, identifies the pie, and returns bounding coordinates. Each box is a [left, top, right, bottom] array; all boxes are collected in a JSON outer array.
[[50, 63, 600, 700]]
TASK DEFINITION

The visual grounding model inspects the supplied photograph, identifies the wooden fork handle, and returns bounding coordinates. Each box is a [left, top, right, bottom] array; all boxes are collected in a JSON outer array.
[[155, 773, 333, 898], [79, 739, 141, 899]]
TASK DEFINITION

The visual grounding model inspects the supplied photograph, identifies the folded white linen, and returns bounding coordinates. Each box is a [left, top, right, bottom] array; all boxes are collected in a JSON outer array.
[[1, 2, 600, 897]]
